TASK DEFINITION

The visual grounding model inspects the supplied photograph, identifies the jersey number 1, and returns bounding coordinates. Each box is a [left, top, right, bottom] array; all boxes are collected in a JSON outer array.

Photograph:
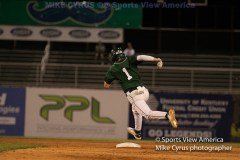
[[122, 68, 132, 80]]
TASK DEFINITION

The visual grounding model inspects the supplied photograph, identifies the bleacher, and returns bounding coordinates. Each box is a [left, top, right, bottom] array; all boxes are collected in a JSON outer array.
[[0, 49, 240, 93], [1, 49, 240, 68]]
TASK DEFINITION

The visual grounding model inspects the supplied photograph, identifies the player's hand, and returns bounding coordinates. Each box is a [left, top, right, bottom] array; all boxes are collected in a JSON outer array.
[[157, 59, 163, 69], [104, 81, 111, 89], [153, 58, 161, 62]]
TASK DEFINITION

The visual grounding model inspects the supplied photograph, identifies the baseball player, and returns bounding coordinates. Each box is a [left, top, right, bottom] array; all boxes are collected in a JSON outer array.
[[104, 48, 178, 140]]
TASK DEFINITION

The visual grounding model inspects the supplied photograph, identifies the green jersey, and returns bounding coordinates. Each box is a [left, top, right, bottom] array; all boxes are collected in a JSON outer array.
[[104, 56, 143, 93]]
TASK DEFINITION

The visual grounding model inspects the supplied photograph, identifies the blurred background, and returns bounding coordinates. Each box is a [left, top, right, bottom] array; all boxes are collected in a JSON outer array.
[[0, 0, 240, 142]]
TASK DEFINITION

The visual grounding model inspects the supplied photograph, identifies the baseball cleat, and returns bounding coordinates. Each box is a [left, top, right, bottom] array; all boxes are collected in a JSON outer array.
[[127, 127, 142, 140], [168, 108, 178, 128]]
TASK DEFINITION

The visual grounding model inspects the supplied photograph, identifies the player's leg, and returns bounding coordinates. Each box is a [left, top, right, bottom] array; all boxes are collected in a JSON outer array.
[[134, 98, 177, 128], [127, 104, 142, 140], [132, 104, 142, 131], [134, 99, 167, 120], [100, 52, 105, 65], [127, 95, 142, 129], [127, 96, 143, 139], [131, 88, 178, 128], [95, 52, 99, 64]]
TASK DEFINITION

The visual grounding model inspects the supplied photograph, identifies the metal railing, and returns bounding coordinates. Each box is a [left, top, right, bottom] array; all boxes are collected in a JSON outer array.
[[1, 49, 240, 68], [0, 62, 240, 94]]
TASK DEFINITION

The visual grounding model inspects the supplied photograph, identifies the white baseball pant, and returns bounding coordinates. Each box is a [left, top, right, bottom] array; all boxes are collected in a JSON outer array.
[[127, 86, 167, 131]]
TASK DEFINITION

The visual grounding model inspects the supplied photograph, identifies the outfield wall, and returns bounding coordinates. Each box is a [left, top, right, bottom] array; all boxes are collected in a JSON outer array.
[[130, 92, 233, 142], [0, 87, 25, 136], [0, 86, 239, 141], [24, 88, 129, 139], [0, 87, 129, 139]]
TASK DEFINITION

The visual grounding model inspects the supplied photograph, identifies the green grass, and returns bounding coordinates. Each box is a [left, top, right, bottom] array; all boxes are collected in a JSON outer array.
[[0, 143, 44, 153]]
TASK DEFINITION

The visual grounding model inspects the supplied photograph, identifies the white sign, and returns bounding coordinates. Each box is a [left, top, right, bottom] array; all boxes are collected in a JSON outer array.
[[0, 117, 16, 125], [0, 25, 123, 43], [0, 93, 7, 106], [25, 87, 129, 139]]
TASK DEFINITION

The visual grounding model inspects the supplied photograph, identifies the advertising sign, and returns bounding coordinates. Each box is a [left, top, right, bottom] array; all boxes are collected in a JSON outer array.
[[0, 87, 25, 136], [0, 0, 142, 28], [0, 25, 123, 43], [25, 88, 129, 139], [129, 92, 233, 141]]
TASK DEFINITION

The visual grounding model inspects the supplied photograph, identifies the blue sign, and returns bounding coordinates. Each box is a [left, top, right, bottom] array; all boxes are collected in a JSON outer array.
[[0, 87, 25, 136], [27, 1, 113, 26], [129, 92, 233, 142]]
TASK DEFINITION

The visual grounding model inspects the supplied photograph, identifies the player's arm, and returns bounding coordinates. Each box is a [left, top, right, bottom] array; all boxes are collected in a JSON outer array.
[[104, 69, 115, 89], [136, 55, 163, 68], [137, 55, 161, 62]]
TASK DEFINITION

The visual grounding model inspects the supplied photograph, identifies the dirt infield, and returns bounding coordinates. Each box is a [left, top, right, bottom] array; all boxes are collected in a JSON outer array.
[[0, 137, 239, 160]]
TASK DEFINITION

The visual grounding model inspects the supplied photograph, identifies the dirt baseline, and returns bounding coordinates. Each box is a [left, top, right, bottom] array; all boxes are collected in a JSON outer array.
[[0, 137, 239, 160]]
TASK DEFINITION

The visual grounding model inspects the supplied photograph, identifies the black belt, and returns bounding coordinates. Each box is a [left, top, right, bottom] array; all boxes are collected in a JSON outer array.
[[125, 85, 143, 93]]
